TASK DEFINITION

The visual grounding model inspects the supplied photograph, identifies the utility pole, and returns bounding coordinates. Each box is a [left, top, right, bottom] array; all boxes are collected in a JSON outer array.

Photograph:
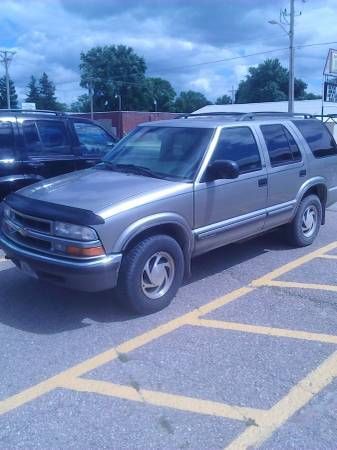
[[0, 50, 16, 109], [228, 86, 236, 104], [288, 0, 295, 113], [269, 0, 302, 113]]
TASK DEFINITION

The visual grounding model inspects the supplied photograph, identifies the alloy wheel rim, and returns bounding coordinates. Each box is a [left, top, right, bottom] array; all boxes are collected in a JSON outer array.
[[141, 251, 175, 300], [301, 205, 318, 238]]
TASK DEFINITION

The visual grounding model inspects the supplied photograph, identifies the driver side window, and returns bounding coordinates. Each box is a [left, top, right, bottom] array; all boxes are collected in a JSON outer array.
[[212, 127, 262, 174]]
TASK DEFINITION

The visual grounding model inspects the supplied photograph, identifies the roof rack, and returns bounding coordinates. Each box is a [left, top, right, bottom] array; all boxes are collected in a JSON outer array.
[[177, 112, 246, 119], [238, 111, 314, 121], [176, 111, 314, 121], [0, 109, 66, 116]]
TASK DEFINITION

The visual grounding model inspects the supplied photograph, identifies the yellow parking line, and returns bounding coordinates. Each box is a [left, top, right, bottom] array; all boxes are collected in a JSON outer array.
[[318, 254, 337, 260], [62, 377, 267, 423], [261, 280, 337, 292], [190, 318, 337, 345], [225, 350, 337, 450], [0, 287, 251, 416], [252, 241, 337, 287]]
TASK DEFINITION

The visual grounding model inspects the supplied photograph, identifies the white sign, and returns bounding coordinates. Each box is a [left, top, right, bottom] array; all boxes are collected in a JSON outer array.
[[331, 50, 337, 74], [21, 102, 36, 110]]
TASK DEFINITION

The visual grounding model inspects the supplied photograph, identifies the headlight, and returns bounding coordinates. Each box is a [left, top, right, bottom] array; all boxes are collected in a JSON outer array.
[[54, 221, 98, 241]]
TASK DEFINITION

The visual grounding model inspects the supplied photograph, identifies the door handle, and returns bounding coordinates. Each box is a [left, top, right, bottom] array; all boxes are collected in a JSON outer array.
[[299, 169, 307, 177], [258, 178, 268, 187]]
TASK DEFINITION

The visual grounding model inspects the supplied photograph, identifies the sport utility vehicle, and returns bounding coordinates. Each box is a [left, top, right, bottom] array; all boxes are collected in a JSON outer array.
[[0, 109, 116, 199], [1, 112, 337, 314]]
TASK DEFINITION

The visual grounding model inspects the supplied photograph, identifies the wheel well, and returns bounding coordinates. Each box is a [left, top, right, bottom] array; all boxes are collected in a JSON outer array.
[[123, 224, 192, 276], [302, 184, 327, 224]]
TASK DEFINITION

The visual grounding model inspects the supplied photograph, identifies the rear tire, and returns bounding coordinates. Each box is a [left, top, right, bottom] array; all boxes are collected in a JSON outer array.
[[118, 235, 184, 315], [286, 194, 322, 247]]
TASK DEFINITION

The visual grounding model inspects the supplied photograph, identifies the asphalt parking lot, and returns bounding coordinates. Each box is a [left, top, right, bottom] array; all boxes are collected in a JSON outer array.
[[1, 207, 337, 450]]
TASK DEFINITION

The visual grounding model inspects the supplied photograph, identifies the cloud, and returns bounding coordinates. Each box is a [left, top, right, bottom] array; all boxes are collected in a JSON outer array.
[[1, 0, 336, 105]]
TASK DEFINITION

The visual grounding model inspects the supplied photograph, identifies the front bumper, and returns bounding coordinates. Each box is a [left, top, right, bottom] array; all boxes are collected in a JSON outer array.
[[0, 232, 122, 292]]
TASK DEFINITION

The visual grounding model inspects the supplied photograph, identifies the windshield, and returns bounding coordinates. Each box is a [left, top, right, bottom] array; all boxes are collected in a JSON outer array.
[[103, 126, 214, 181]]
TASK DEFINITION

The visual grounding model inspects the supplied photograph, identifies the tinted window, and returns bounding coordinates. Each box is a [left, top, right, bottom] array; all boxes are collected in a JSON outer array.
[[0, 121, 15, 158], [212, 127, 262, 174], [74, 121, 115, 157], [23, 121, 42, 154], [261, 124, 301, 166], [293, 120, 337, 158], [35, 121, 70, 155]]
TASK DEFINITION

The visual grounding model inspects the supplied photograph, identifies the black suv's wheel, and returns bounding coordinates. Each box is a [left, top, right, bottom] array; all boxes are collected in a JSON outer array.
[[118, 235, 185, 314], [286, 194, 322, 247]]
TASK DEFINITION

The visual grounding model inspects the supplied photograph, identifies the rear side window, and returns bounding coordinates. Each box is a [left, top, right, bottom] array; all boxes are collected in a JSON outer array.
[[0, 121, 15, 158], [23, 120, 71, 156], [261, 124, 302, 167], [212, 127, 262, 174], [293, 120, 337, 158]]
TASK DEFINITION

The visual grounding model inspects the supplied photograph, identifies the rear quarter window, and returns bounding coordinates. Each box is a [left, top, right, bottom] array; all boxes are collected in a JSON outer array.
[[293, 120, 337, 158]]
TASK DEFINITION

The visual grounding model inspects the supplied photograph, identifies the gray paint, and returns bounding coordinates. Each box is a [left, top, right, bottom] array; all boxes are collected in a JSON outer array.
[[2, 116, 337, 291]]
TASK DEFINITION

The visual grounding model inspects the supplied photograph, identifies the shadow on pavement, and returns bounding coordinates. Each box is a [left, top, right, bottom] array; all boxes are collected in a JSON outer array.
[[0, 230, 291, 335]]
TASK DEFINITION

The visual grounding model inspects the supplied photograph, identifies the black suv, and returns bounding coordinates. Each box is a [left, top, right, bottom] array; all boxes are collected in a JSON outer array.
[[0, 109, 117, 200]]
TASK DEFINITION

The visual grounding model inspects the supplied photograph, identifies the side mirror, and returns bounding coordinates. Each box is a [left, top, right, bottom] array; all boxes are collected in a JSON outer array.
[[205, 159, 240, 181]]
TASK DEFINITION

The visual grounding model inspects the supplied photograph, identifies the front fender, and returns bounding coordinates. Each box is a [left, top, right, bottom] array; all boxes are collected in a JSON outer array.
[[112, 212, 194, 255]]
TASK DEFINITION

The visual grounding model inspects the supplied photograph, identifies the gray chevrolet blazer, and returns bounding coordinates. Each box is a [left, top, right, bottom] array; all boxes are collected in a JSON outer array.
[[1, 112, 337, 314]]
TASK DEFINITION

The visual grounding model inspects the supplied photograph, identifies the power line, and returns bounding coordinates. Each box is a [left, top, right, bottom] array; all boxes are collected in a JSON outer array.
[[149, 40, 337, 73]]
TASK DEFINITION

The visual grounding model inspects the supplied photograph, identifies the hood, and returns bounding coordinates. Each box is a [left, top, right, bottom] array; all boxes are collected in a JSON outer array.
[[19, 168, 190, 217]]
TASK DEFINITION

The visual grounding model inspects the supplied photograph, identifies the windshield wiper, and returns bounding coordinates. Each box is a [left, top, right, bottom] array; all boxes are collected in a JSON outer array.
[[101, 162, 163, 179]]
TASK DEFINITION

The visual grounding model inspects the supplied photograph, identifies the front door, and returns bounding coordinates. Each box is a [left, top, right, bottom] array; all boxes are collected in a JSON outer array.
[[194, 126, 268, 255], [21, 118, 77, 183]]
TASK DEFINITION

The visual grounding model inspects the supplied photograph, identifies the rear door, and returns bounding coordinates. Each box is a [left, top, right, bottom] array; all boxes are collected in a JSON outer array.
[[257, 122, 307, 229], [70, 119, 116, 170], [21, 118, 77, 182]]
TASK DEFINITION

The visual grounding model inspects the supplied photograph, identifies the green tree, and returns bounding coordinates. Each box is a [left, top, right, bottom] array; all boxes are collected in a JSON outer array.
[[38, 72, 59, 110], [145, 77, 176, 111], [215, 94, 232, 105], [70, 94, 90, 112], [235, 59, 317, 103], [174, 90, 211, 113], [25, 76, 40, 106], [144, 77, 176, 112], [80, 45, 147, 111], [0, 76, 18, 108]]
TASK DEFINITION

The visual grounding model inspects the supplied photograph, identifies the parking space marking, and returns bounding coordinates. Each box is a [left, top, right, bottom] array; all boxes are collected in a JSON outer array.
[[318, 254, 337, 260], [2, 242, 337, 449], [261, 279, 337, 292], [226, 350, 337, 450], [0, 287, 251, 416], [190, 318, 337, 345], [252, 241, 337, 288], [62, 377, 267, 423]]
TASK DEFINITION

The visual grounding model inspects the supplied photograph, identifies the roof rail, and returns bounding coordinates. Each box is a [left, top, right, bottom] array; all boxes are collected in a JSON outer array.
[[177, 112, 246, 119], [238, 111, 314, 121], [0, 109, 66, 116]]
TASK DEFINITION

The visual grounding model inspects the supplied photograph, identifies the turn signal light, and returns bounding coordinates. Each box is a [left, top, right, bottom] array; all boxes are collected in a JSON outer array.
[[66, 245, 105, 257]]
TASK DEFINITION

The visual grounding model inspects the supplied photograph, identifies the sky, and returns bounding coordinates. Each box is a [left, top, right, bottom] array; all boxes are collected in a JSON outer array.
[[1, 0, 336, 107]]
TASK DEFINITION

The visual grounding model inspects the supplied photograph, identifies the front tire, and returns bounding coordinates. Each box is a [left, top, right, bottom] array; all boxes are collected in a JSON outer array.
[[118, 235, 185, 314], [286, 194, 322, 247]]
